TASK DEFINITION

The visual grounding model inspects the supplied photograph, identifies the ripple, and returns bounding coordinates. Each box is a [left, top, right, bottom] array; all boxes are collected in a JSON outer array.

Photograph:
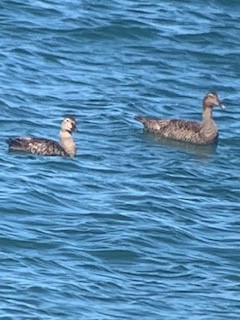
[[1, 0, 240, 319]]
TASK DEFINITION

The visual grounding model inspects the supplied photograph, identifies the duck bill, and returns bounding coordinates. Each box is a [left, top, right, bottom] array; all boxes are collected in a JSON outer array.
[[219, 103, 225, 109]]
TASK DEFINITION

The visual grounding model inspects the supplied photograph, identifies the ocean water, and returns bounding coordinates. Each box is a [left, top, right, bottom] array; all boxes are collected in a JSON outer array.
[[0, 0, 240, 319]]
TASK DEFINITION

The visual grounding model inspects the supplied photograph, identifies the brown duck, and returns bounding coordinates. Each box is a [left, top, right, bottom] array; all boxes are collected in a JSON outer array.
[[134, 92, 224, 145], [7, 116, 77, 156]]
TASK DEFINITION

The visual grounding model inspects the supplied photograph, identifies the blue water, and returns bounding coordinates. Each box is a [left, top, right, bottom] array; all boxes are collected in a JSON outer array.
[[0, 0, 240, 319]]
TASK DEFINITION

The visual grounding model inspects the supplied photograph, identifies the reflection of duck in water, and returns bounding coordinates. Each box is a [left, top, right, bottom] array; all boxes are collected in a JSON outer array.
[[7, 117, 77, 156], [135, 92, 224, 145]]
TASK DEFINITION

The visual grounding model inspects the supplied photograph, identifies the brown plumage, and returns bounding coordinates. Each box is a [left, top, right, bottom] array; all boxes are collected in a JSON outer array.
[[7, 117, 77, 156], [134, 92, 224, 145]]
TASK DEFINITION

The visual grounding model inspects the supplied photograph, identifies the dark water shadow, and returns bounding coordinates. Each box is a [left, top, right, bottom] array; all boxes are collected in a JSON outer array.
[[143, 131, 218, 159]]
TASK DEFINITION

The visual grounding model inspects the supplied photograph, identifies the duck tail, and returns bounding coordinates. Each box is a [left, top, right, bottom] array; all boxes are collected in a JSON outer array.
[[6, 138, 23, 150], [134, 116, 145, 123]]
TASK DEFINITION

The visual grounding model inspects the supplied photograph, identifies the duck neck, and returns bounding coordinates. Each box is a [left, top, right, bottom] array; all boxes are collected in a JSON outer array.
[[60, 130, 76, 156], [201, 104, 218, 139], [202, 105, 213, 124]]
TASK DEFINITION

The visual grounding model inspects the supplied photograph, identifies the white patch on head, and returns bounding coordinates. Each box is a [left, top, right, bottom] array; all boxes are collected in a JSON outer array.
[[207, 93, 215, 98]]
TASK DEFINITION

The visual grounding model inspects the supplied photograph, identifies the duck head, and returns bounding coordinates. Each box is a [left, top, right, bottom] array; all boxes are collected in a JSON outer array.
[[203, 92, 225, 109], [61, 117, 77, 133]]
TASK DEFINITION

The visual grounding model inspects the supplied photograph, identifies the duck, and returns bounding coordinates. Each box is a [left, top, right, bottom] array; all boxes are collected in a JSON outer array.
[[134, 92, 224, 145], [7, 116, 77, 156]]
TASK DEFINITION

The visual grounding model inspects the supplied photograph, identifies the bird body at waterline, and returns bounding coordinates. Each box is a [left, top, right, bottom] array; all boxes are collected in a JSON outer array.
[[134, 92, 224, 145], [7, 117, 77, 156]]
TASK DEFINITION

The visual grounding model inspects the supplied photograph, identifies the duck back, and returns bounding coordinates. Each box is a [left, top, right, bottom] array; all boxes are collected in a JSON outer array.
[[7, 137, 69, 156]]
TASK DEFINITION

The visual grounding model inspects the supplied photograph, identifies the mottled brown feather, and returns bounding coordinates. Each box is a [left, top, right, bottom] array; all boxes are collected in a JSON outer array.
[[7, 137, 69, 156]]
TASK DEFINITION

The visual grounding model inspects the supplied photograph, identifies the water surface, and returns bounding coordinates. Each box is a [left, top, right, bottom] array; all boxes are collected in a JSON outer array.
[[0, 1, 240, 319]]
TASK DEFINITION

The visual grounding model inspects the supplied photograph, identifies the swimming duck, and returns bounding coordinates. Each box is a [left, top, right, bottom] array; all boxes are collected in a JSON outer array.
[[134, 92, 224, 145], [7, 116, 77, 156]]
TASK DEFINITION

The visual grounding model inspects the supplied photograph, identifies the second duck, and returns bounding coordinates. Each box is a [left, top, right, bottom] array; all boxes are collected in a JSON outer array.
[[134, 92, 224, 145]]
